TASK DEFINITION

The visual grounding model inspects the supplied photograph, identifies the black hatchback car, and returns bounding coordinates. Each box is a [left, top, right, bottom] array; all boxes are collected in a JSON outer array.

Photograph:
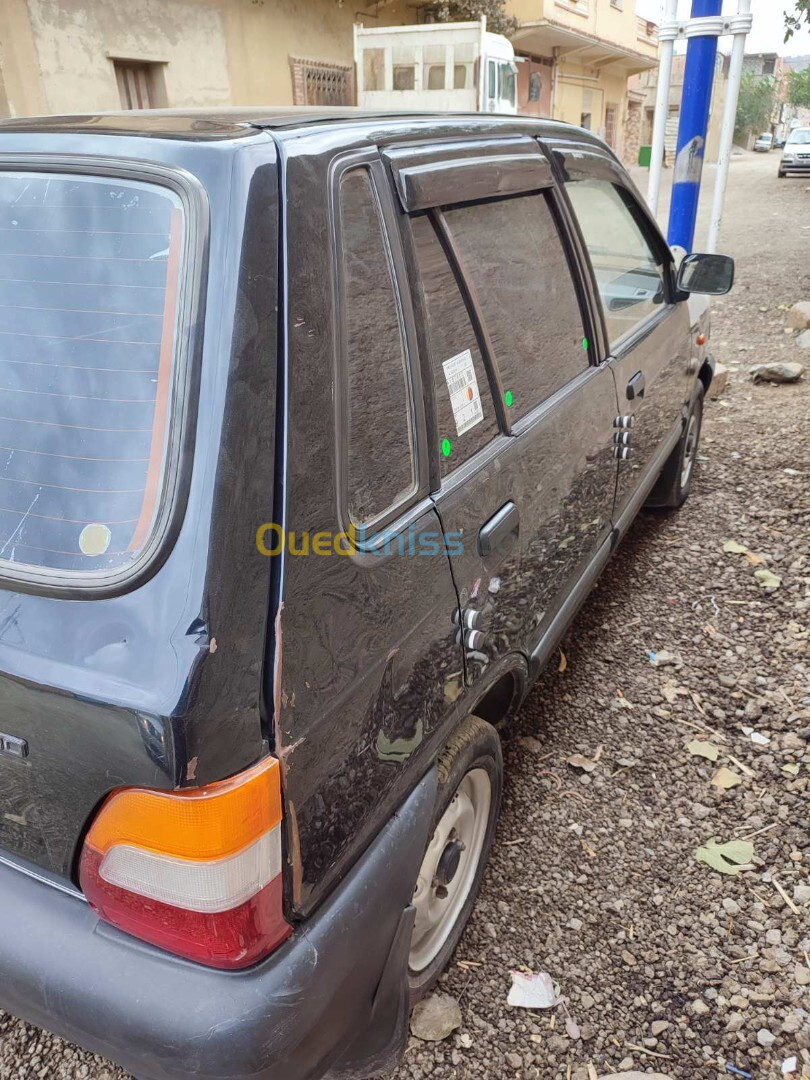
[[0, 108, 733, 1080]]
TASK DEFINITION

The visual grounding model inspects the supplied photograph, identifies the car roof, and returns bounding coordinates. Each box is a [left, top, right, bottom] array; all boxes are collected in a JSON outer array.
[[0, 106, 597, 144]]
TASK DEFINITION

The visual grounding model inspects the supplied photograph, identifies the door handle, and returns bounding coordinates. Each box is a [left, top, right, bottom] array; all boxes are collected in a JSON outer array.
[[478, 502, 520, 559], [626, 371, 645, 401]]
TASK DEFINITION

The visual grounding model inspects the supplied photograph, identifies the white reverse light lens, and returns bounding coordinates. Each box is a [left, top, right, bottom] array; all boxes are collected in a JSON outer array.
[[99, 827, 282, 913]]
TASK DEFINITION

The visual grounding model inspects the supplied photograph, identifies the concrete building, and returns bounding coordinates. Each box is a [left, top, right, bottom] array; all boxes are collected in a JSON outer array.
[[0, 0, 419, 118], [632, 52, 730, 165], [507, 0, 659, 163], [0, 0, 659, 168]]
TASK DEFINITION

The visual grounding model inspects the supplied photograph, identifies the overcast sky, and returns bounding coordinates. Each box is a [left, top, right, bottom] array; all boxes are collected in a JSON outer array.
[[635, 0, 810, 55]]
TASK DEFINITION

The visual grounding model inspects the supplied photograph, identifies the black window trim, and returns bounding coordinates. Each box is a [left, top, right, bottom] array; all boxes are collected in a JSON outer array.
[[0, 153, 208, 600], [329, 150, 428, 548]]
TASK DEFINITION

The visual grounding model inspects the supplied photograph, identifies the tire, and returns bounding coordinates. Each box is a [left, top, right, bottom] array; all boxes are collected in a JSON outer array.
[[408, 715, 503, 1001], [778, 171, 786, 179], [646, 383, 704, 510]]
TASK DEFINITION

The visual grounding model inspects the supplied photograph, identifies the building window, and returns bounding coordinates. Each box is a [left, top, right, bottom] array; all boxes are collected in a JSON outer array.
[[290, 57, 354, 106], [763, 58, 776, 75], [529, 71, 543, 101], [113, 60, 166, 110]]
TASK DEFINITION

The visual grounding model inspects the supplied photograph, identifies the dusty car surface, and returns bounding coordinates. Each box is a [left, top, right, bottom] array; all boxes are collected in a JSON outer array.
[[0, 107, 733, 1080]]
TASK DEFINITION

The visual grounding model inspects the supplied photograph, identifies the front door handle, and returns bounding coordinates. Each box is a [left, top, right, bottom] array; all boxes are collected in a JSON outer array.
[[478, 502, 520, 559], [626, 371, 646, 401]]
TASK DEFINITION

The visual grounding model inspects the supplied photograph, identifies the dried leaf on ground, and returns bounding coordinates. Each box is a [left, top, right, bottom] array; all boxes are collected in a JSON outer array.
[[507, 971, 561, 1010], [687, 740, 721, 761], [712, 767, 743, 789], [695, 838, 755, 876], [722, 539, 765, 566], [558, 649, 567, 673], [782, 763, 800, 777], [755, 568, 782, 591], [567, 754, 598, 773]]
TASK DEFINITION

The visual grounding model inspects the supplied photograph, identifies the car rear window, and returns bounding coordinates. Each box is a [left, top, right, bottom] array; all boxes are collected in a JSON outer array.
[[0, 172, 185, 577]]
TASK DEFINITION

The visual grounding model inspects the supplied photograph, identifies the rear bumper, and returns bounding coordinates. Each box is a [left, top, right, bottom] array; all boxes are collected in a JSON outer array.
[[0, 769, 437, 1080]]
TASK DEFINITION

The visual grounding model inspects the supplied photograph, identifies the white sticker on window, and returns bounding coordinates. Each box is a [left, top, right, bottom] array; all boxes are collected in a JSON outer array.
[[442, 349, 484, 436]]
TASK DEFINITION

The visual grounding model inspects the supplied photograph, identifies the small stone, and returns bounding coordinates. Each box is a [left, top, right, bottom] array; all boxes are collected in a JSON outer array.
[[616, 1058, 635, 1072], [750, 361, 804, 384], [756, 1028, 776, 1049], [798, 329, 810, 350], [622, 950, 638, 966], [598, 1073, 673, 1080], [505, 1051, 523, 1069], [709, 363, 729, 399], [497, 900, 510, 916], [691, 999, 711, 1016], [726, 1012, 745, 1032], [567, 917, 584, 931], [651, 1020, 670, 1036], [410, 992, 463, 1042], [782, 1011, 805, 1035], [765, 928, 782, 945], [722, 897, 742, 917], [794, 885, 810, 907], [581, 992, 596, 1010], [787, 301, 810, 330], [795, 964, 810, 987], [730, 994, 748, 1009]]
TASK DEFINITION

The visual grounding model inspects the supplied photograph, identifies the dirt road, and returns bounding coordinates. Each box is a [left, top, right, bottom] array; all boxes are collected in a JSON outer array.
[[1, 152, 808, 1080]]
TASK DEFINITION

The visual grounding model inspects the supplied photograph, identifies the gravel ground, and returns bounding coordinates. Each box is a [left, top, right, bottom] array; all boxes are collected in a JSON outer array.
[[1, 153, 808, 1080]]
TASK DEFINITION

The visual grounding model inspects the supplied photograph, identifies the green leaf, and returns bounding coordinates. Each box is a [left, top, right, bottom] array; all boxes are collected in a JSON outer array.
[[687, 740, 721, 761], [695, 838, 755, 876], [723, 540, 749, 554]]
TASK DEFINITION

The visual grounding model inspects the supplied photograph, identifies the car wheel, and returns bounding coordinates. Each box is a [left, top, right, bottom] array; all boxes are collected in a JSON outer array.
[[408, 715, 502, 1001], [778, 170, 786, 179], [646, 384, 704, 510]]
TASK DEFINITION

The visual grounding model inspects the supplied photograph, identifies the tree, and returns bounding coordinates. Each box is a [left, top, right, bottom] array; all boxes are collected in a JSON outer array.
[[734, 72, 776, 142], [433, 0, 518, 36], [785, 0, 809, 40], [787, 66, 810, 108]]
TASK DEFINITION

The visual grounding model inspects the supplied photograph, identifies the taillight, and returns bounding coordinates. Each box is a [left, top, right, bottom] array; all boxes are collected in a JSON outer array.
[[79, 756, 291, 969]]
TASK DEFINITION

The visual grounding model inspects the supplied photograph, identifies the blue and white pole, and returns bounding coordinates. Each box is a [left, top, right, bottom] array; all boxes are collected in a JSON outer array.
[[667, 0, 723, 253]]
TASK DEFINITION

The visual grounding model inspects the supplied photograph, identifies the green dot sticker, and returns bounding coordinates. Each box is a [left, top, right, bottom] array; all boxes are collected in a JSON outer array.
[[582, 337, 590, 352], [505, 390, 514, 408], [441, 438, 452, 458]]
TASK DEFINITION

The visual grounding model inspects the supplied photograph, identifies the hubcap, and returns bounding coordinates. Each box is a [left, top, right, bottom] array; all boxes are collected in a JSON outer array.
[[680, 412, 699, 488], [409, 768, 491, 973]]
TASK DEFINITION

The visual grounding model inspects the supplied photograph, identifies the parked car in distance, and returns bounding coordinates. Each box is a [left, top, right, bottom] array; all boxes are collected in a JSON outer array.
[[779, 127, 810, 178], [754, 132, 773, 152], [0, 107, 734, 1080]]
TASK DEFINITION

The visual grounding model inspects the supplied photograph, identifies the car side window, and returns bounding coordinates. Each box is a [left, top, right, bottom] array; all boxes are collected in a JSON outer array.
[[442, 192, 589, 423], [339, 167, 417, 525], [410, 213, 499, 477], [566, 179, 667, 350]]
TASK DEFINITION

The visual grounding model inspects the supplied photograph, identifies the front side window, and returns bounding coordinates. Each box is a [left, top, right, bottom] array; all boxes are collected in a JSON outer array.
[[0, 172, 185, 577], [442, 192, 589, 422], [566, 179, 667, 349], [499, 62, 517, 109], [339, 168, 416, 525]]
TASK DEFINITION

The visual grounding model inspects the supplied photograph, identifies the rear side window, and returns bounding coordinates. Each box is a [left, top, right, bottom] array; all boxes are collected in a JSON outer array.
[[339, 167, 416, 526], [411, 213, 499, 477], [443, 193, 588, 423], [0, 172, 185, 576]]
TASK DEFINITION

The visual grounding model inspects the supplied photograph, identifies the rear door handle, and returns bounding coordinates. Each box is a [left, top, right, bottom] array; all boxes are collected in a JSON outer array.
[[626, 371, 645, 401], [478, 502, 520, 559]]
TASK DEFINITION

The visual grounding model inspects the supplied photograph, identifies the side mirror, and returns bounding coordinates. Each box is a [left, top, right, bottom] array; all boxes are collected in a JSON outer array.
[[676, 253, 735, 296]]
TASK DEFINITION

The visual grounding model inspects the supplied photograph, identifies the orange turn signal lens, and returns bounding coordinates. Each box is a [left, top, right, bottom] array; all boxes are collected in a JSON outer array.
[[85, 756, 282, 861], [696, 333, 708, 347]]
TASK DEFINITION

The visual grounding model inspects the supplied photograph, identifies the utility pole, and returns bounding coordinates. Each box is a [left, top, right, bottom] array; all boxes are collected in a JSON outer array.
[[648, 3, 754, 253], [668, 0, 723, 253]]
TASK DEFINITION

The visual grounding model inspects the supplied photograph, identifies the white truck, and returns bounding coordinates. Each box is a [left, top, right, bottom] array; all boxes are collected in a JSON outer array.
[[353, 18, 518, 115]]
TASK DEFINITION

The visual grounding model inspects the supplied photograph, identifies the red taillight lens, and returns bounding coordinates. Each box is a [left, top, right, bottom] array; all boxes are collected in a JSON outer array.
[[79, 757, 291, 970]]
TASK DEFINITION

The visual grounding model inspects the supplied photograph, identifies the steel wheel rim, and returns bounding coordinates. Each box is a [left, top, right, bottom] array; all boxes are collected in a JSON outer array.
[[409, 768, 492, 973], [681, 412, 699, 488]]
